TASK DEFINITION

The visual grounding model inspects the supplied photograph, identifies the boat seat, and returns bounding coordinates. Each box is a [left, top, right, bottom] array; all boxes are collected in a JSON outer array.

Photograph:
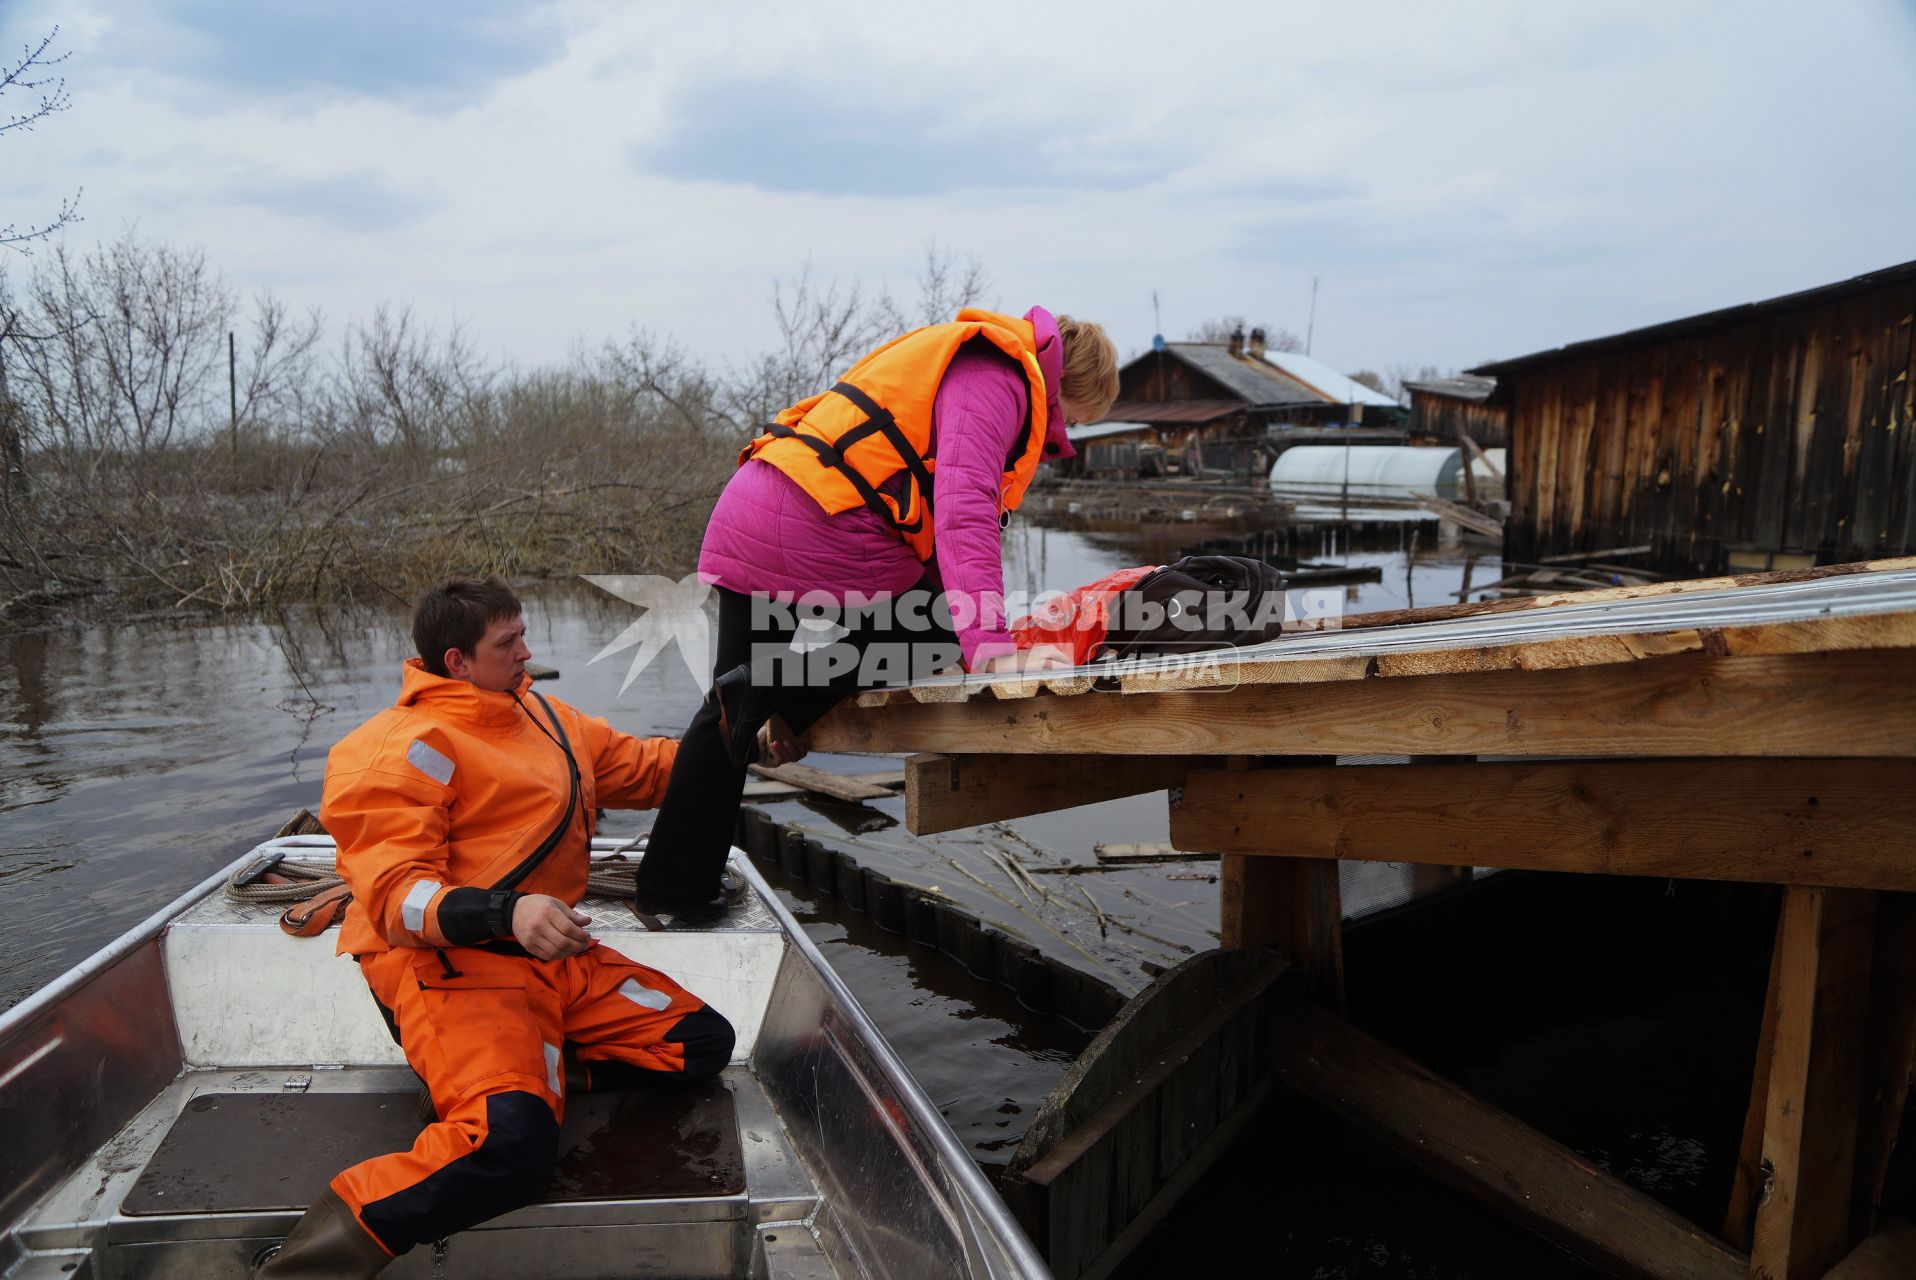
[[123, 1083, 746, 1216]]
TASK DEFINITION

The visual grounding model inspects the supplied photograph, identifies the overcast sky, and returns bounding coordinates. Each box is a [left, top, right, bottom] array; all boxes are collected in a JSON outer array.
[[5, 0, 1914, 384]]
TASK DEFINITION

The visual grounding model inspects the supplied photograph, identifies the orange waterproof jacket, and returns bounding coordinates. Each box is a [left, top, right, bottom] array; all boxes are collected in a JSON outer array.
[[739, 308, 1051, 560], [322, 660, 676, 958]]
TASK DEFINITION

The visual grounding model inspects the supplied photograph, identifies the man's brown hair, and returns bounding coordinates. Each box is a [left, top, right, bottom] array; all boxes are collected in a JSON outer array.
[[413, 577, 522, 676]]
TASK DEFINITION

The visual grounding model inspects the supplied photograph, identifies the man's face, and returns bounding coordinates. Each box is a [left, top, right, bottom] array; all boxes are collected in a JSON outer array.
[[448, 613, 530, 692]]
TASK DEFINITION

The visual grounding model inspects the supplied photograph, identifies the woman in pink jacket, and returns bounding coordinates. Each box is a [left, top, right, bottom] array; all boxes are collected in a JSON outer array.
[[638, 306, 1120, 920]]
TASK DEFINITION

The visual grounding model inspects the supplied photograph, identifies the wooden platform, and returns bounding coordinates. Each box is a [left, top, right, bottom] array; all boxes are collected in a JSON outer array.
[[809, 559, 1916, 1280]]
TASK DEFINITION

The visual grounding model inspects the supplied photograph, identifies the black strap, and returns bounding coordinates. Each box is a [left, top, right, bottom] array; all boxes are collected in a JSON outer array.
[[828, 381, 936, 534], [492, 691, 581, 893], [763, 422, 909, 537], [761, 379, 941, 540]]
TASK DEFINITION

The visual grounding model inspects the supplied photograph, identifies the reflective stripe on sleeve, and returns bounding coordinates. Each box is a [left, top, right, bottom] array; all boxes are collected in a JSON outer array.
[[401, 880, 444, 934]]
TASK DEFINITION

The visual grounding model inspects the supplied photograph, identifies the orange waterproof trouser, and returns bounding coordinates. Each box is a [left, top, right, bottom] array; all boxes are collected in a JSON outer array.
[[332, 942, 734, 1256]]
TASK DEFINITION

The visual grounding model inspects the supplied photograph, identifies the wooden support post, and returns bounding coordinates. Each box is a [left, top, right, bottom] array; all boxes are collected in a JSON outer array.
[[1749, 886, 1877, 1280], [903, 752, 1215, 835], [1210, 759, 1343, 1011]]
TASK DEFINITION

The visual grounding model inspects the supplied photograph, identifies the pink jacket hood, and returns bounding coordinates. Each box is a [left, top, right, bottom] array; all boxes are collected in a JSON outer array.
[[1025, 306, 1077, 461]]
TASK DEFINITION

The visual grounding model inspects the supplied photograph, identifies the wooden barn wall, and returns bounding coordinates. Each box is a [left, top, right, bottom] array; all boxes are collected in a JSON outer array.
[[1504, 280, 1916, 574], [1121, 352, 1233, 403], [1409, 394, 1509, 448]]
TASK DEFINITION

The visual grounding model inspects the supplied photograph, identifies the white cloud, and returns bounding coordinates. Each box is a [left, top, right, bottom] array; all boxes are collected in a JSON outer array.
[[3, 0, 1913, 385]]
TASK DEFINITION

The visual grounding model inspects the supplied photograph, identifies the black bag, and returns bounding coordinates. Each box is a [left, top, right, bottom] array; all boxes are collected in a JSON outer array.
[[1099, 555, 1288, 659]]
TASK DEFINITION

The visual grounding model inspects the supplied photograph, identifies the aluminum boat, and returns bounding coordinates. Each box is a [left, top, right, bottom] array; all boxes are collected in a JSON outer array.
[[0, 836, 1049, 1279]]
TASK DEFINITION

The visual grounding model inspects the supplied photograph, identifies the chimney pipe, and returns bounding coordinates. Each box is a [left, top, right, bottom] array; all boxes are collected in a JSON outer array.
[[1228, 324, 1244, 358], [1249, 327, 1267, 360]]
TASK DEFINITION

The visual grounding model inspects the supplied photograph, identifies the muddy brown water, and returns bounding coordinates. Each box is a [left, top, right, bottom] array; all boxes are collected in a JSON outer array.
[[4, 516, 1761, 1275]]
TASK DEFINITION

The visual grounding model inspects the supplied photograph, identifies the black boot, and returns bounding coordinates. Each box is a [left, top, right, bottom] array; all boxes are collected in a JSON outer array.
[[635, 866, 748, 927], [251, 1186, 392, 1279]]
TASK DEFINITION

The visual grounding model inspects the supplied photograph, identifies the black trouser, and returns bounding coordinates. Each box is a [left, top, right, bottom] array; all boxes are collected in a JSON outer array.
[[640, 583, 959, 901]]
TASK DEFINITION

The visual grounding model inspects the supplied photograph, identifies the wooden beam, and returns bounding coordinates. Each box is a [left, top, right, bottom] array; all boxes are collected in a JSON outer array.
[[1265, 985, 1748, 1280], [1750, 886, 1877, 1280], [902, 753, 1213, 835], [810, 650, 1916, 760], [1171, 759, 1916, 891]]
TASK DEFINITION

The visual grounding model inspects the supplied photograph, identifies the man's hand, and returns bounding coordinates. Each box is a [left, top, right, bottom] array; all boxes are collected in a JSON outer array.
[[511, 894, 593, 960], [756, 714, 808, 767]]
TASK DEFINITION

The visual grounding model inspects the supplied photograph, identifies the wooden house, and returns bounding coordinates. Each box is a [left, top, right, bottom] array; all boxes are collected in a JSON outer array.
[[1475, 260, 1916, 575]]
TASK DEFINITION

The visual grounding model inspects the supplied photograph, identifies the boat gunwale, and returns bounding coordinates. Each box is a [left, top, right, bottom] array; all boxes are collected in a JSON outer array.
[[2, 838, 1051, 1279]]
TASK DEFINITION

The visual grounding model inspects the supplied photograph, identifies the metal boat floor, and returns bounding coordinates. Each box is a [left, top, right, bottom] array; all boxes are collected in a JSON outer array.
[[16, 1064, 820, 1280], [122, 1083, 745, 1215]]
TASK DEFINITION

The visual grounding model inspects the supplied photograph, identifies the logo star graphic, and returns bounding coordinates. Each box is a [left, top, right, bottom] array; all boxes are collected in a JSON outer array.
[[582, 574, 714, 694]]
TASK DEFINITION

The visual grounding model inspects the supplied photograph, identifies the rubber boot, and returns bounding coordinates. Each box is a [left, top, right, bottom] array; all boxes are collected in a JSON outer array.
[[252, 1186, 392, 1279]]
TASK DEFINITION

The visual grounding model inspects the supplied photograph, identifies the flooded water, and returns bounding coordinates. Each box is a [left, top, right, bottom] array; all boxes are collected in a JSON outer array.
[[5, 510, 1758, 1276]]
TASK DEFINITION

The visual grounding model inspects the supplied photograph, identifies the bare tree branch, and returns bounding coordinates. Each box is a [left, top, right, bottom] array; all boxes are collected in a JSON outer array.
[[1, 26, 84, 254]]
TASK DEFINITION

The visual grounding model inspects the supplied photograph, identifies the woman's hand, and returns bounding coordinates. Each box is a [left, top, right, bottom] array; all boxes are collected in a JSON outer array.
[[756, 714, 808, 767], [976, 645, 1074, 676]]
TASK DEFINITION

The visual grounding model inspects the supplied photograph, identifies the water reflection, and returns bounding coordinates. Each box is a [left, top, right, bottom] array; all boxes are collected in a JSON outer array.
[[0, 520, 1497, 1187]]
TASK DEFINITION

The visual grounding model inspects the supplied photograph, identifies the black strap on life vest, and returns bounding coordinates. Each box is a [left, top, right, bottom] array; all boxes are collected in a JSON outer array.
[[762, 379, 940, 539], [493, 690, 581, 893]]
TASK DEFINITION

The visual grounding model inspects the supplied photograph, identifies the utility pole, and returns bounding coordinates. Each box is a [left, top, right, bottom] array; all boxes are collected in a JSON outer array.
[[1305, 276, 1319, 356], [228, 331, 237, 458]]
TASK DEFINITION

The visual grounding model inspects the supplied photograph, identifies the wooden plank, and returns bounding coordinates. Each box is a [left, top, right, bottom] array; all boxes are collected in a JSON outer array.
[[1006, 951, 1286, 1277], [1265, 984, 1748, 1280], [1092, 842, 1214, 865], [1825, 1222, 1916, 1279], [1076, 1082, 1271, 1280], [1751, 886, 1877, 1280], [902, 752, 1213, 835], [745, 761, 895, 804], [1420, 494, 1503, 537], [813, 650, 1916, 759], [1724, 895, 1786, 1250], [1172, 759, 1916, 891], [741, 769, 903, 800]]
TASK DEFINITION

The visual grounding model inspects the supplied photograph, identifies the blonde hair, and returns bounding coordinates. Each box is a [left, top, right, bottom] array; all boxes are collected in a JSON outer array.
[[1056, 315, 1120, 422]]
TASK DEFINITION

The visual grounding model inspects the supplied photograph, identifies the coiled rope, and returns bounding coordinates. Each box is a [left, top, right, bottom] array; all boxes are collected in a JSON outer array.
[[226, 812, 649, 905]]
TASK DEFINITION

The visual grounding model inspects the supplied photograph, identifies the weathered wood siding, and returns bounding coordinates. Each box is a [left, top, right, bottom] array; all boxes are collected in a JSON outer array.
[[1409, 390, 1509, 448], [1121, 350, 1231, 403], [1504, 278, 1916, 574]]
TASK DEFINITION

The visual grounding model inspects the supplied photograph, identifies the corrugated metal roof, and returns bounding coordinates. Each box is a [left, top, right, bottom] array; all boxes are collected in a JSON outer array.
[[1067, 421, 1157, 443], [1259, 349, 1403, 408], [1404, 375, 1496, 403], [1165, 343, 1320, 405], [1470, 258, 1916, 377], [1102, 399, 1244, 424]]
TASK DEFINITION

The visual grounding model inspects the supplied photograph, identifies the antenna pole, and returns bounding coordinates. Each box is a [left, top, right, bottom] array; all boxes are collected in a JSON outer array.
[[1306, 277, 1319, 356]]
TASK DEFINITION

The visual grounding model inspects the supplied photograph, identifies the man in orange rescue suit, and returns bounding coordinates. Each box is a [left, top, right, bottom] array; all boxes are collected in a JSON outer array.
[[256, 577, 734, 1278]]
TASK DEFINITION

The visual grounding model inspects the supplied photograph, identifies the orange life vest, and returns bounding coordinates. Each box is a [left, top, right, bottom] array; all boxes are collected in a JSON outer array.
[[739, 308, 1052, 561]]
